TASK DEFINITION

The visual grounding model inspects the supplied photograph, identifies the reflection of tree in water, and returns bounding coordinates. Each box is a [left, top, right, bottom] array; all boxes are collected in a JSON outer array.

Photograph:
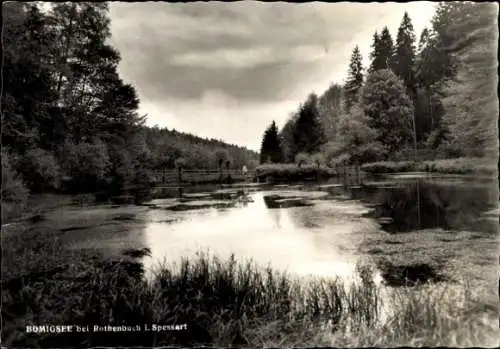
[[263, 195, 279, 209], [263, 195, 282, 228], [287, 209, 321, 229], [263, 195, 321, 229], [361, 181, 497, 234], [269, 207, 282, 228]]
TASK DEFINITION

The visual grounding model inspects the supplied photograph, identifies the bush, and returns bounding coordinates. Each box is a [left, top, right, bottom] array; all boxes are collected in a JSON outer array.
[[322, 141, 345, 165], [311, 153, 326, 168], [361, 157, 496, 176], [107, 143, 134, 192], [174, 157, 186, 169], [215, 149, 230, 169], [18, 148, 61, 192], [421, 158, 496, 176], [246, 159, 259, 171], [59, 139, 111, 193], [329, 153, 351, 167], [1, 150, 29, 222], [255, 163, 335, 182], [361, 161, 417, 173], [295, 152, 310, 167]]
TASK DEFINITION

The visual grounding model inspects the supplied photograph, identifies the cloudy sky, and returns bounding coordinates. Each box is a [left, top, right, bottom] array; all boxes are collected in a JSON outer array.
[[109, 1, 436, 151]]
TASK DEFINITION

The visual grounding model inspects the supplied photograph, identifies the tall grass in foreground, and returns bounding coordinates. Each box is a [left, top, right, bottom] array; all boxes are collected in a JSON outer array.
[[2, 252, 498, 348]]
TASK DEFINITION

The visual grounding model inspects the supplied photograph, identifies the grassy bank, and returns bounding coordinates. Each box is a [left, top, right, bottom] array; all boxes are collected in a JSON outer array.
[[255, 164, 337, 183], [361, 157, 497, 177], [2, 224, 498, 348]]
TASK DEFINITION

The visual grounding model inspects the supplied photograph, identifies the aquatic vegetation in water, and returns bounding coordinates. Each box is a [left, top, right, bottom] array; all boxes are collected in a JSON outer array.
[[112, 214, 138, 222], [122, 247, 152, 258], [263, 195, 314, 209], [377, 262, 447, 287]]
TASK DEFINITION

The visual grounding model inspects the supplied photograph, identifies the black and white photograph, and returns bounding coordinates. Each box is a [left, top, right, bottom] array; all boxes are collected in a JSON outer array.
[[1, 1, 499, 347]]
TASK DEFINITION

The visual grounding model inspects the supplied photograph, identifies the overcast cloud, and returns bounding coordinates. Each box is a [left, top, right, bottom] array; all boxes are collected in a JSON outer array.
[[109, 1, 436, 151]]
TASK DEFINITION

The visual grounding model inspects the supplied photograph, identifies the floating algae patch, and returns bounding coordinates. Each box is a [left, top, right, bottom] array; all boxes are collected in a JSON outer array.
[[378, 261, 447, 287], [210, 188, 256, 200], [360, 227, 498, 289], [122, 247, 152, 258], [46, 205, 148, 219], [165, 200, 236, 212], [274, 198, 314, 208], [60, 226, 93, 233], [112, 213, 139, 222], [41, 206, 148, 234], [263, 194, 314, 209]]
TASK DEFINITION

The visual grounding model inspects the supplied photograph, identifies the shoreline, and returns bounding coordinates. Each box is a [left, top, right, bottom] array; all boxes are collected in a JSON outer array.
[[361, 158, 497, 178]]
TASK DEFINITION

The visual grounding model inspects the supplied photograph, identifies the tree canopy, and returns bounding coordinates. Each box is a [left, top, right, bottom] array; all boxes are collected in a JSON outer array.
[[268, 4, 496, 168], [2, 2, 258, 199]]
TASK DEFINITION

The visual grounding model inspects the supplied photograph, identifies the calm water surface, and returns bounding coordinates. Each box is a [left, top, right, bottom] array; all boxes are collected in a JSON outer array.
[[58, 176, 498, 304], [142, 190, 378, 281]]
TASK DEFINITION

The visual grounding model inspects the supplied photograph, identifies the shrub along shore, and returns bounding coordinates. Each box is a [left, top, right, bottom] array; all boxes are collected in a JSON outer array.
[[254, 157, 497, 183], [361, 157, 497, 177]]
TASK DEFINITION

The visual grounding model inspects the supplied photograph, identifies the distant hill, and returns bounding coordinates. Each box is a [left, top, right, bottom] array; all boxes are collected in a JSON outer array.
[[142, 126, 260, 170]]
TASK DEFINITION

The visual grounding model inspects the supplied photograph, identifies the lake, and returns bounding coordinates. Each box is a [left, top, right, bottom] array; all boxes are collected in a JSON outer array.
[[34, 174, 499, 328]]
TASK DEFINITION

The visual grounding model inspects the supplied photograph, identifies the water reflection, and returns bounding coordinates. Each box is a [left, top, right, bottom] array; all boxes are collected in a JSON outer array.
[[359, 180, 498, 234], [142, 191, 370, 282], [51, 177, 498, 306]]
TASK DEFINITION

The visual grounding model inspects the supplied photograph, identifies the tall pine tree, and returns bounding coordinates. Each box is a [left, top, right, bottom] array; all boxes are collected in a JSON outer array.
[[260, 121, 284, 164], [368, 31, 380, 74], [393, 12, 417, 100], [279, 113, 298, 163], [369, 27, 395, 73], [292, 94, 326, 158], [344, 46, 364, 111]]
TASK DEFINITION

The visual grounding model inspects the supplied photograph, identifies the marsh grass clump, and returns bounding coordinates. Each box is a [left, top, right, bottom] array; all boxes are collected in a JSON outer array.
[[255, 164, 336, 182], [361, 161, 418, 173], [421, 157, 496, 176], [362, 157, 496, 177]]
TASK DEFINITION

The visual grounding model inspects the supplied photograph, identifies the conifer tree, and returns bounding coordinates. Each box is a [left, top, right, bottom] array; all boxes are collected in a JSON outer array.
[[259, 121, 284, 164], [368, 31, 381, 74], [369, 27, 395, 73], [292, 94, 326, 158], [393, 12, 417, 100], [344, 46, 364, 111]]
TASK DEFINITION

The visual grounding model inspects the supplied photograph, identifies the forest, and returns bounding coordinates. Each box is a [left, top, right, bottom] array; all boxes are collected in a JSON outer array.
[[2, 2, 259, 220], [259, 2, 498, 174]]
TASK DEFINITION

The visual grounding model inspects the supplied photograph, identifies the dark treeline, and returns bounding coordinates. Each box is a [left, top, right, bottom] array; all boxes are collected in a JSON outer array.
[[259, 2, 498, 168], [140, 125, 259, 171], [2, 2, 258, 220]]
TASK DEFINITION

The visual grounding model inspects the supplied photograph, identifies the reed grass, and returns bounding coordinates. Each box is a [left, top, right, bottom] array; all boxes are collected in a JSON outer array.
[[2, 248, 498, 347]]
